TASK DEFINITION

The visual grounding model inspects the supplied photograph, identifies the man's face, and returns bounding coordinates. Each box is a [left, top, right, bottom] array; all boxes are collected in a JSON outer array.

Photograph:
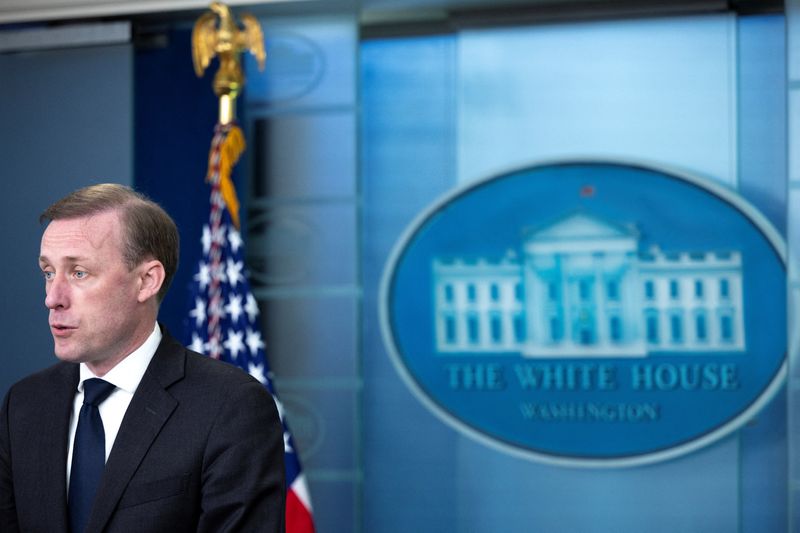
[[39, 210, 148, 375]]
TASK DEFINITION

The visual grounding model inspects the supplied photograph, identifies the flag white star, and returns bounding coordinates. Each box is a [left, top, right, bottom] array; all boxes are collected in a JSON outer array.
[[248, 362, 267, 384], [228, 228, 243, 254], [189, 332, 205, 354], [225, 294, 244, 323], [283, 430, 293, 454], [194, 262, 211, 290], [245, 293, 260, 323], [226, 259, 244, 288], [223, 329, 246, 360], [246, 328, 265, 355], [201, 225, 212, 254], [189, 297, 206, 327]]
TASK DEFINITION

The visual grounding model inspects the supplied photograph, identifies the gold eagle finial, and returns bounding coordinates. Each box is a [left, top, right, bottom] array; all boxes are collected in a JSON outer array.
[[192, 1, 266, 123]]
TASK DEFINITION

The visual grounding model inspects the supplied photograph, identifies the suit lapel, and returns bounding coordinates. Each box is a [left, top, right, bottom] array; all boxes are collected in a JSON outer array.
[[85, 333, 185, 533], [39, 363, 78, 533]]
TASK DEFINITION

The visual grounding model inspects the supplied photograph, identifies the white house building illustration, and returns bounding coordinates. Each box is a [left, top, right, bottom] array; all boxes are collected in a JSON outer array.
[[432, 213, 745, 357]]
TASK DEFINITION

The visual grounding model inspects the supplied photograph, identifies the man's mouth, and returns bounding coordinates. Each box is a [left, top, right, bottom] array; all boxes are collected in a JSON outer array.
[[50, 324, 76, 335]]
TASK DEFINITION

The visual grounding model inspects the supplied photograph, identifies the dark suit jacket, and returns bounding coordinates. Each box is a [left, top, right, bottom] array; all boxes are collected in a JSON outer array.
[[0, 329, 286, 533]]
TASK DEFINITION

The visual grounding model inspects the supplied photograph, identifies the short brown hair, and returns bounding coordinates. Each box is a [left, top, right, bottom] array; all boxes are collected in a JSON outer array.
[[40, 183, 179, 303]]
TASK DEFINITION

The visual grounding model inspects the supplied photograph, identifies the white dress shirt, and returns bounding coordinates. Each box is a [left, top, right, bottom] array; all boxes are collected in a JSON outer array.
[[66, 323, 162, 490]]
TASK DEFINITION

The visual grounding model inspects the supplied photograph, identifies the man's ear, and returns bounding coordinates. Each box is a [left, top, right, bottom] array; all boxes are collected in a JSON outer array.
[[137, 260, 166, 303]]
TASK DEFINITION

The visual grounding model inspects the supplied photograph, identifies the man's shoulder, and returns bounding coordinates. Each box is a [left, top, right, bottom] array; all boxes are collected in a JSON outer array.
[[2, 362, 75, 416], [152, 340, 275, 417], [183, 348, 262, 385], [7, 361, 74, 395], [156, 332, 266, 390]]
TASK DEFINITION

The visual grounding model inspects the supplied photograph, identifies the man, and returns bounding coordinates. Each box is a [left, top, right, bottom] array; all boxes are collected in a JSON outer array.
[[0, 184, 285, 532]]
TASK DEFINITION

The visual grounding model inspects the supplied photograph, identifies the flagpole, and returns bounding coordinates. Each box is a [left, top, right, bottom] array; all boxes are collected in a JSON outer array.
[[219, 94, 234, 125], [189, 4, 317, 532], [192, 0, 266, 125]]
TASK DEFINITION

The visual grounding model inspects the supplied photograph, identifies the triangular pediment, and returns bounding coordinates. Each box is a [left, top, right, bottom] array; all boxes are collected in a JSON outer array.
[[530, 212, 634, 241]]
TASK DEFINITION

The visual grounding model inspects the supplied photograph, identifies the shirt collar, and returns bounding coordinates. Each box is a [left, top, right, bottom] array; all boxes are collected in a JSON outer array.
[[78, 323, 162, 394]]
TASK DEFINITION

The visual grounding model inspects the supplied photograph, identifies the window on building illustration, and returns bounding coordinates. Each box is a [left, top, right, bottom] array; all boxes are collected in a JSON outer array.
[[720, 278, 730, 299], [575, 313, 595, 345], [467, 313, 480, 344], [548, 281, 559, 301], [669, 280, 679, 299], [579, 279, 592, 301], [695, 311, 707, 342], [644, 280, 655, 300], [609, 315, 622, 342], [444, 315, 456, 344], [513, 313, 526, 343], [578, 325, 594, 345], [720, 313, 734, 342], [515, 283, 524, 302], [490, 283, 500, 302], [670, 312, 683, 343], [646, 310, 659, 344], [549, 315, 562, 342], [694, 280, 703, 299], [490, 313, 502, 343], [467, 283, 477, 303], [606, 279, 619, 301], [444, 284, 454, 303]]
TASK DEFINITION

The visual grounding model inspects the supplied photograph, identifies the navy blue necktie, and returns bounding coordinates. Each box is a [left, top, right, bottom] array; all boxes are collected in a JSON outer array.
[[68, 378, 116, 533]]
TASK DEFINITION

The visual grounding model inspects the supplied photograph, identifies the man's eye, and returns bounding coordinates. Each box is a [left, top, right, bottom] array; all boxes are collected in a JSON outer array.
[[74, 271, 88, 279], [43, 271, 54, 281]]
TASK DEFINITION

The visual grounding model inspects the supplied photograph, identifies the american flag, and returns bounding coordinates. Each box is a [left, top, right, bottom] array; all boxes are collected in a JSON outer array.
[[186, 123, 316, 533]]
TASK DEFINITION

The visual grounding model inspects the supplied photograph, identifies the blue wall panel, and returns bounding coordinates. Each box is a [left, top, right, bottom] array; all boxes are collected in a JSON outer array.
[[736, 16, 788, 533], [361, 35, 460, 531], [361, 13, 787, 531], [0, 43, 133, 398]]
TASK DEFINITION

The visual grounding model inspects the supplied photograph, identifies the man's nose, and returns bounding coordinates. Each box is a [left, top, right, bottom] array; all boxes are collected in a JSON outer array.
[[45, 275, 69, 309]]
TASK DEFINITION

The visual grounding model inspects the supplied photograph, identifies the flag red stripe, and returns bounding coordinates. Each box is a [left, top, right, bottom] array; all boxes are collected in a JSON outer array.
[[286, 489, 315, 533]]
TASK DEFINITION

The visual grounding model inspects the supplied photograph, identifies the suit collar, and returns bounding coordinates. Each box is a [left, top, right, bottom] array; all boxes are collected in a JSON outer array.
[[142, 327, 187, 391], [86, 327, 186, 533], [79, 322, 162, 395]]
